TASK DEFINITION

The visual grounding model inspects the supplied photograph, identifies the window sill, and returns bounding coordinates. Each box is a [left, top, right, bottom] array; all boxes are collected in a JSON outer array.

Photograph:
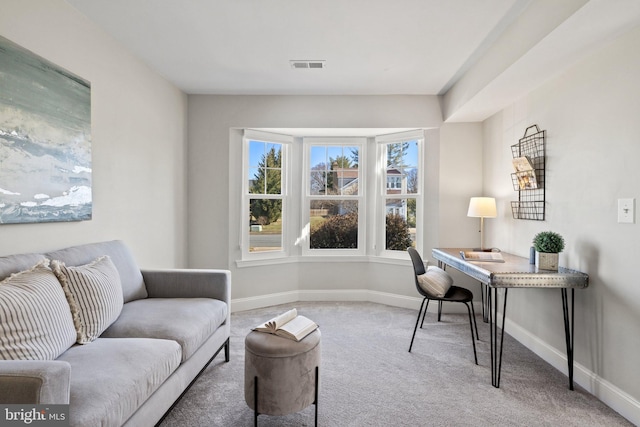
[[235, 254, 411, 268]]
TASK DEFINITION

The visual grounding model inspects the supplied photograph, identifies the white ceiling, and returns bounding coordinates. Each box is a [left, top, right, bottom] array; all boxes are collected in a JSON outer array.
[[66, 0, 640, 122]]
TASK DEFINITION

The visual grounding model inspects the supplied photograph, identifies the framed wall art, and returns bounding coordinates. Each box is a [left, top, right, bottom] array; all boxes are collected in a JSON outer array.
[[0, 35, 91, 224]]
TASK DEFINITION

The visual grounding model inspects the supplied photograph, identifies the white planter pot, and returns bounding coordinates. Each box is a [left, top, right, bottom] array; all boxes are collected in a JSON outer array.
[[536, 251, 559, 271]]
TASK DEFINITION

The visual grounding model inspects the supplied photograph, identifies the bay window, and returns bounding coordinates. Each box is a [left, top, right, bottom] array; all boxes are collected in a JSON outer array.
[[240, 129, 424, 263]]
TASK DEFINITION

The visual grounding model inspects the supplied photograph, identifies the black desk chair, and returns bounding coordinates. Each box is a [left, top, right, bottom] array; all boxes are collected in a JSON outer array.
[[407, 247, 479, 364]]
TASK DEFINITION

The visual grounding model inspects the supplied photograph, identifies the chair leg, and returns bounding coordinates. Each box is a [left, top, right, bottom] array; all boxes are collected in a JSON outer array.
[[464, 302, 478, 365], [470, 300, 479, 340], [409, 298, 427, 352], [420, 300, 430, 328], [437, 301, 443, 322]]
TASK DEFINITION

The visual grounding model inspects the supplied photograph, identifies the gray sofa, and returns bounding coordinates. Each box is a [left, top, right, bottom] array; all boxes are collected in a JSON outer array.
[[0, 240, 231, 427]]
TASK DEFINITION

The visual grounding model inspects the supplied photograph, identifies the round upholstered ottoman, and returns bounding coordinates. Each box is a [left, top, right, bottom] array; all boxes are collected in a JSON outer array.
[[244, 329, 321, 426]]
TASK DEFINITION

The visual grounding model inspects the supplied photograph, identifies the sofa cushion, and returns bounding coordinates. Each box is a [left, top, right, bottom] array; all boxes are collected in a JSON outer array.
[[0, 253, 48, 281], [0, 261, 76, 360], [45, 240, 148, 303], [57, 338, 181, 427], [51, 256, 124, 344], [102, 298, 227, 362]]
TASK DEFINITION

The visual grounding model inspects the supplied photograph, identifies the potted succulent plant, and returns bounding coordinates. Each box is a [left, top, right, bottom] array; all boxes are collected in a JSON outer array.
[[532, 231, 565, 270]]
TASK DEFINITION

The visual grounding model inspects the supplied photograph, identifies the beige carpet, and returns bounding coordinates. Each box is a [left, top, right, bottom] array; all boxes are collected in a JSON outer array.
[[159, 301, 632, 426]]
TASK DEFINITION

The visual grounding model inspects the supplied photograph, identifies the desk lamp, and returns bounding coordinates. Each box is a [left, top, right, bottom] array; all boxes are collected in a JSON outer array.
[[467, 197, 497, 251]]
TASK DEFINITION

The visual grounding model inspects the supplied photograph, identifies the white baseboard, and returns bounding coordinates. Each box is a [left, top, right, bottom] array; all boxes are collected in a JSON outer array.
[[231, 289, 477, 314], [231, 291, 300, 312], [231, 291, 638, 425], [503, 317, 640, 425]]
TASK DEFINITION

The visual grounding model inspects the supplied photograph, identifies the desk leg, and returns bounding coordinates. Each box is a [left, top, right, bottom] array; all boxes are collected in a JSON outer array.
[[489, 287, 508, 388], [481, 283, 489, 323], [561, 288, 575, 390]]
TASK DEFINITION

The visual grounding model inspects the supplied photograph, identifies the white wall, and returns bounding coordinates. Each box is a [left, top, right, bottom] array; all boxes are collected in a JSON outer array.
[[438, 123, 485, 290], [483, 26, 640, 418], [187, 95, 483, 303], [0, 0, 188, 267]]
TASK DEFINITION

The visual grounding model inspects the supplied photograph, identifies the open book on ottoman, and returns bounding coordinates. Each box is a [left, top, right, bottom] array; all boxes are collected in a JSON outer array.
[[254, 308, 319, 341]]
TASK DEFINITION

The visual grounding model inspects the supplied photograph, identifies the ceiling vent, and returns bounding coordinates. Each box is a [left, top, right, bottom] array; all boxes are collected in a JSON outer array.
[[290, 60, 326, 69]]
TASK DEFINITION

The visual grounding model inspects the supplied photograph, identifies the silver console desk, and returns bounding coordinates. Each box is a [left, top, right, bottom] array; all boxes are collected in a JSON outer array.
[[432, 248, 589, 389]]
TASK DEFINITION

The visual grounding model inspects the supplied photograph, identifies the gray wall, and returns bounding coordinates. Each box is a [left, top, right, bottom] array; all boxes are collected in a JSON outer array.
[[483, 25, 640, 410], [0, 0, 188, 267]]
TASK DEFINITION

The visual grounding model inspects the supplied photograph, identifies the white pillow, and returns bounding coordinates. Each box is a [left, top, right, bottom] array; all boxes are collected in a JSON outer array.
[[0, 260, 76, 360], [417, 266, 453, 298], [52, 256, 123, 344]]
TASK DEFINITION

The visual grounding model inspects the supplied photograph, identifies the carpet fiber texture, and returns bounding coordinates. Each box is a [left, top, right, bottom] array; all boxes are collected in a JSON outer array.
[[159, 301, 631, 426]]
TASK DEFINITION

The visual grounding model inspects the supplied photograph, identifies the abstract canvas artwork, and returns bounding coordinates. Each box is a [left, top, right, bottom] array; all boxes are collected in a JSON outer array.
[[0, 35, 91, 224]]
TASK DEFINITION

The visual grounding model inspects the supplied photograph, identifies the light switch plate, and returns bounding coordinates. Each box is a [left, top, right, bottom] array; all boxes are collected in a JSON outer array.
[[618, 198, 635, 223]]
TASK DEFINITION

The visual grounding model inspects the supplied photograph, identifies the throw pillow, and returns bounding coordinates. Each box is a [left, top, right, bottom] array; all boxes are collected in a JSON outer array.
[[417, 266, 453, 298], [0, 260, 77, 360], [51, 256, 124, 344]]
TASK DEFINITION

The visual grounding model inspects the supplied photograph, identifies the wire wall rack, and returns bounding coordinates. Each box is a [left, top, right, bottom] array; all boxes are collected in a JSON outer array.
[[510, 125, 545, 221]]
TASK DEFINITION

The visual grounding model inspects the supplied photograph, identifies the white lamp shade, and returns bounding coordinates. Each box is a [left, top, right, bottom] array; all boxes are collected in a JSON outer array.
[[467, 197, 497, 218]]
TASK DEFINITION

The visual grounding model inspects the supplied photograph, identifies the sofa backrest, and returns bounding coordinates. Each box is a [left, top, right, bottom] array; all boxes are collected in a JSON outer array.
[[0, 253, 47, 281], [45, 240, 148, 303]]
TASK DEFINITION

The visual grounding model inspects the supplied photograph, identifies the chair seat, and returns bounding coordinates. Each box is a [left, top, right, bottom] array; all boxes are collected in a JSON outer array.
[[441, 285, 474, 303]]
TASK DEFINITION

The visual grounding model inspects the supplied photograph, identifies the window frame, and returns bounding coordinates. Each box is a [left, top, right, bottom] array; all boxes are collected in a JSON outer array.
[[375, 130, 424, 259], [241, 130, 292, 261], [301, 137, 367, 256]]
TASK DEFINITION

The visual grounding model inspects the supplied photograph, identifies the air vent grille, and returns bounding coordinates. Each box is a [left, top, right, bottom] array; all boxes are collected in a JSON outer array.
[[290, 60, 326, 69]]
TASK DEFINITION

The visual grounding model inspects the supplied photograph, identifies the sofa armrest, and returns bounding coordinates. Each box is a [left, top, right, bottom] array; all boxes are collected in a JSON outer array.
[[0, 360, 71, 404], [141, 269, 231, 305]]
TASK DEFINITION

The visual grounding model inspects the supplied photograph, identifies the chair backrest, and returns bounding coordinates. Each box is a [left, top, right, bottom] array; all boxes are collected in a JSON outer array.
[[407, 247, 426, 276]]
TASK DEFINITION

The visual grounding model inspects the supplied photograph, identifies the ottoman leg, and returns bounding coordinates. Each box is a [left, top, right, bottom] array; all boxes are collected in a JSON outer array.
[[254, 376, 258, 427], [314, 366, 319, 427]]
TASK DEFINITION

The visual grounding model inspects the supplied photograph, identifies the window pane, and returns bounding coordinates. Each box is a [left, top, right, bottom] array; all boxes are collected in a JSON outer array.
[[402, 140, 419, 168], [309, 169, 327, 195], [266, 143, 281, 167], [249, 141, 264, 167], [385, 198, 415, 251], [248, 167, 262, 194], [309, 200, 358, 249], [249, 198, 283, 252], [405, 167, 418, 194], [310, 146, 327, 169], [265, 169, 281, 194]]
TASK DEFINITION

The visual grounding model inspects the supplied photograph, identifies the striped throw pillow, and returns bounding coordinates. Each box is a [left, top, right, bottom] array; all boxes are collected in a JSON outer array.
[[51, 256, 124, 344], [417, 266, 453, 298], [0, 260, 77, 360]]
